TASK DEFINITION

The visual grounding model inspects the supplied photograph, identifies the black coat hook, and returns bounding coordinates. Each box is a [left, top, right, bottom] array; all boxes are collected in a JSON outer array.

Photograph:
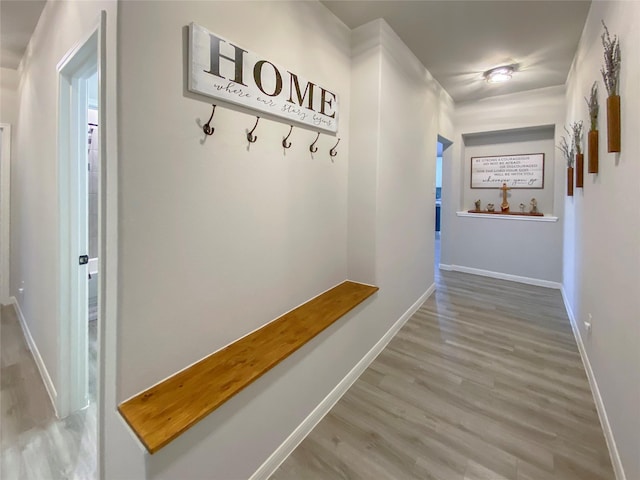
[[310, 132, 321, 153], [329, 138, 341, 157], [282, 125, 293, 149], [203, 104, 217, 136], [247, 116, 260, 143]]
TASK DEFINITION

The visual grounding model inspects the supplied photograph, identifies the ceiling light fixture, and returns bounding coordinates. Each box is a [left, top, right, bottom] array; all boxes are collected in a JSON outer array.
[[484, 65, 514, 84]]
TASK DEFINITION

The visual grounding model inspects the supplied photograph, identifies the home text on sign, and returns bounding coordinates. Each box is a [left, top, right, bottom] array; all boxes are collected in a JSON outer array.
[[188, 23, 339, 133], [470, 153, 545, 189]]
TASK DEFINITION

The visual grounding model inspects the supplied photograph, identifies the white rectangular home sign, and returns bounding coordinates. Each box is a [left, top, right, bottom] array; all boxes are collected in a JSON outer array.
[[470, 153, 545, 189], [189, 23, 339, 133]]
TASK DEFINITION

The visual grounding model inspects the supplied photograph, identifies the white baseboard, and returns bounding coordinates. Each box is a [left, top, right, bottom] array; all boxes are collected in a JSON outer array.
[[9, 296, 59, 417], [560, 287, 626, 480], [439, 264, 561, 290], [249, 283, 436, 480]]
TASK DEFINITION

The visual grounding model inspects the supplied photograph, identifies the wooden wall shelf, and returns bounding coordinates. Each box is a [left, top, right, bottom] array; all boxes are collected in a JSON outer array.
[[467, 209, 544, 217], [118, 281, 378, 454], [457, 211, 558, 223]]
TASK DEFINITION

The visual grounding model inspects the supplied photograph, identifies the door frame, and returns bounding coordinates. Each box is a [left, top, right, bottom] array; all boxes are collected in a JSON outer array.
[[0, 123, 11, 304], [437, 134, 453, 269], [56, 13, 106, 426]]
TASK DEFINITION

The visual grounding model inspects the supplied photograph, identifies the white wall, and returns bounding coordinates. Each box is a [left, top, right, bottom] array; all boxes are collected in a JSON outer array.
[[118, 2, 354, 478], [117, 0, 351, 399], [0, 67, 19, 126], [348, 20, 454, 297], [11, 0, 117, 405], [563, 2, 640, 478], [346, 21, 381, 284], [348, 16, 455, 356], [375, 20, 454, 314], [10, 1, 145, 478], [117, 6, 453, 478], [0, 67, 18, 305], [441, 86, 566, 283]]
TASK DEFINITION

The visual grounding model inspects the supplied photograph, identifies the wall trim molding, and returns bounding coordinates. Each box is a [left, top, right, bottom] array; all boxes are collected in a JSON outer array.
[[9, 296, 59, 418], [560, 287, 626, 480], [249, 283, 436, 480], [438, 264, 561, 289]]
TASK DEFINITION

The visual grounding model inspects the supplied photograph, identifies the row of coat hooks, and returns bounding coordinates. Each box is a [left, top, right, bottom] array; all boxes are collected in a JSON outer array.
[[202, 104, 340, 157]]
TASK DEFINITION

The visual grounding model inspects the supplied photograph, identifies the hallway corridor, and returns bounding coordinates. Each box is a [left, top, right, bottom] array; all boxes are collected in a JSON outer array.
[[0, 305, 97, 479], [272, 271, 614, 480]]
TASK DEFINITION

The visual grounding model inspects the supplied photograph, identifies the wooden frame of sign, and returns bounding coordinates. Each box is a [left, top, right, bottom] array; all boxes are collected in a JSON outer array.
[[470, 153, 544, 189]]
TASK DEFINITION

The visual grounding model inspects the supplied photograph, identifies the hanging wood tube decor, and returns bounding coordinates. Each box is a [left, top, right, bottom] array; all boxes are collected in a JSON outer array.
[[588, 130, 599, 173], [600, 21, 621, 153], [575, 153, 584, 188], [606, 95, 621, 152], [567, 167, 574, 196]]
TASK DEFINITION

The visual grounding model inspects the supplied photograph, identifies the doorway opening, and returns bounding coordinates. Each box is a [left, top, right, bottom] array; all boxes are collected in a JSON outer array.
[[87, 71, 99, 408], [0, 123, 10, 304], [435, 140, 443, 271], [58, 33, 96, 417], [435, 135, 452, 275], [57, 18, 105, 476]]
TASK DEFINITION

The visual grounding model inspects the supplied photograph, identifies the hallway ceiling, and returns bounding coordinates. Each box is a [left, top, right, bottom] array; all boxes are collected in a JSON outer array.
[[322, 0, 591, 103], [0, 0, 46, 69], [0, 1, 591, 102]]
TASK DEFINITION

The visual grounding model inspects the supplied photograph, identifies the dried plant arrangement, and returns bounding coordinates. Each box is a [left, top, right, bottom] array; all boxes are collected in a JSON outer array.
[[559, 132, 575, 195], [601, 20, 622, 152], [585, 82, 600, 173], [585, 82, 599, 131], [600, 21, 621, 96], [558, 133, 575, 196], [558, 134, 574, 168], [570, 121, 584, 155], [570, 121, 584, 187]]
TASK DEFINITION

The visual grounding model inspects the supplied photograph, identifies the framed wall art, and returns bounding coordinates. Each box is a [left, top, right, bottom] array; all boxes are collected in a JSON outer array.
[[470, 153, 544, 189]]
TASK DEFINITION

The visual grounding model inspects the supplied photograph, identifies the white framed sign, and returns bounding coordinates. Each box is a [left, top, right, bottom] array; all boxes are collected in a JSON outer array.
[[188, 23, 339, 133], [471, 153, 545, 189]]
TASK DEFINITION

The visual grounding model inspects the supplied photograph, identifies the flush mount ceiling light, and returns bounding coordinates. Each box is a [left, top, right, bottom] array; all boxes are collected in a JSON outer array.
[[483, 65, 514, 84]]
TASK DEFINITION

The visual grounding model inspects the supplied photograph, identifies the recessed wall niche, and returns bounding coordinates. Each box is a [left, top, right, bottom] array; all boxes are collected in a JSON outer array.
[[462, 125, 556, 214]]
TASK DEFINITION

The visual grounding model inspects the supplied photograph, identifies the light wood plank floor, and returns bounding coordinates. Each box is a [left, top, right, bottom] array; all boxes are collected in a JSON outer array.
[[272, 268, 615, 480], [0, 304, 97, 480]]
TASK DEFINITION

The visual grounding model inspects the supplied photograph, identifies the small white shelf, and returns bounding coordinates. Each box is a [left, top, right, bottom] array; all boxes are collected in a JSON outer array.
[[456, 211, 558, 222]]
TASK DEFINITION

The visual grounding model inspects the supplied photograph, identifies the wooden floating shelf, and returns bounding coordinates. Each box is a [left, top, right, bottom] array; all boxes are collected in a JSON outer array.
[[118, 281, 379, 454], [467, 209, 544, 217]]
